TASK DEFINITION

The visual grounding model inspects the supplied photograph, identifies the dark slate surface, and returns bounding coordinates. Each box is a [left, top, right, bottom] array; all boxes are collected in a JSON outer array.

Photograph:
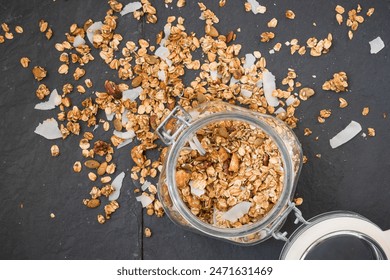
[[0, 0, 389, 260]]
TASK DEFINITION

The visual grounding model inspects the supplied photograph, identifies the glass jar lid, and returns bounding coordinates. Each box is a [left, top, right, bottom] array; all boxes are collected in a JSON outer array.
[[280, 211, 390, 260]]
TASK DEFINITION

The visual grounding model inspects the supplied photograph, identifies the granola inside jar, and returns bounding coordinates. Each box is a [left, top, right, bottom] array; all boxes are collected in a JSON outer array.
[[157, 101, 302, 244]]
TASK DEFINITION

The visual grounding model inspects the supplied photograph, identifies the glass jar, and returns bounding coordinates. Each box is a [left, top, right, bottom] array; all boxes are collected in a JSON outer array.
[[156, 101, 304, 245]]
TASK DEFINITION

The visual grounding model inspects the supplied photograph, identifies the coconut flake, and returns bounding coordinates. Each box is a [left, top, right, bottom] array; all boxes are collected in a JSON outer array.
[[155, 46, 170, 60], [159, 23, 172, 46], [34, 118, 62, 140], [241, 88, 252, 98], [158, 70, 166, 81], [369, 36, 385, 54], [116, 138, 133, 149], [113, 130, 135, 140], [120, 2, 142, 16], [73, 35, 86, 48], [230, 76, 239, 85], [262, 71, 279, 107], [285, 95, 296, 106], [109, 172, 125, 201], [136, 194, 153, 207], [274, 107, 286, 115], [210, 70, 218, 80], [105, 111, 115, 121], [141, 180, 152, 191], [122, 87, 142, 101], [222, 202, 252, 222], [256, 79, 263, 88], [243, 53, 256, 69], [190, 185, 205, 197], [247, 0, 266, 14], [329, 121, 362, 149], [34, 89, 61, 110], [86, 21, 103, 44]]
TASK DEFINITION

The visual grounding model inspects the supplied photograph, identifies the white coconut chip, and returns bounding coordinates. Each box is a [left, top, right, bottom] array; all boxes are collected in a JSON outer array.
[[230, 76, 239, 85], [241, 88, 252, 98], [274, 107, 286, 115], [243, 53, 256, 69], [120, 2, 142, 16], [116, 138, 133, 149], [34, 89, 61, 110], [155, 46, 172, 66], [210, 70, 218, 80], [247, 0, 266, 14], [73, 35, 86, 48], [285, 95, 296, 106], [122, 87, 142, 101], [329, 121, 362, 149], [221, 201, 252, 223], [159, 23, 172, 46], [105, 111, 115, 121], [122, 109, 129, 126], [158, 70, 166, 81], [141, 180, 152, 191], [136, 194, 153, 208], [34, 118, 62, 140], [256, 79, 263, 88], [86, 21, 103, 44], [109, 172, 125, 201], [369, 36, 385, 54], [262, 71, 279, 107], [113, 130, 135, 140], [190, 186, 205, 197]]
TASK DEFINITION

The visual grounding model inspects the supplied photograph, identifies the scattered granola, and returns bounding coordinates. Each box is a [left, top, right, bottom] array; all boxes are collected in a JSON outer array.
[[322, 72, 348, 92]]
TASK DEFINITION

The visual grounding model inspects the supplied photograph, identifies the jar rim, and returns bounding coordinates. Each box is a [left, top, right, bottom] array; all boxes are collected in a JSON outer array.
[[164, 104, 302, 239]]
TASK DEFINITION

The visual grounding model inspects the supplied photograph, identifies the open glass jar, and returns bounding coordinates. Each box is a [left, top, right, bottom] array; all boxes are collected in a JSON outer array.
[[156, 101, 304, 245], [155, 101, 390, 258]]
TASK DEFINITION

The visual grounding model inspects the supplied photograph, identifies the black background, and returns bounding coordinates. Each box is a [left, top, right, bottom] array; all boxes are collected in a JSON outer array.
[[0, 0, 389, 260]]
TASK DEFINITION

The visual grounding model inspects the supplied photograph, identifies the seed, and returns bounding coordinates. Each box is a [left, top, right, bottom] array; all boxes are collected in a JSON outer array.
[[113, 118, 122, 131], [84, 160, 100, 169], [226, 31, 234, 43], [97, 162, 108, 176], [131, 75, 143, 87]]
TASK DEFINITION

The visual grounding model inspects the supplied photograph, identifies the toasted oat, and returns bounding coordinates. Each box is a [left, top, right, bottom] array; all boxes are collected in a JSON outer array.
[[88, 172, 97, 181], [322, 72, 348, 92], [367, 128, 375, 137], [177, 0, 186, 8], [144, 227, 152, 237], [362, 107, 369, 116], [58, 64, 69, 74], [39, 19, 48, 33], [267, 18, 278, 28], [335, 5, 345, 14], [339, 97, 348, 108], [367, 8, 375, 17], [0, 35, 4, 43], [97, 214, 105, 224], [1, 23, 9, 32], [299, 87, 315, 100], [73, 161, 82, 173], [285, 10, 295, 19], [20, 57, 30, 68], [336, 14, 343, 25], [320, 109, 332, 118], [294, 197, 303, 206], [32, 66, 47, 81], [15, 26, 23, 33], [51, 145, 60, 156], [260, 32, 275, 42], [304, 128, 312, 136]]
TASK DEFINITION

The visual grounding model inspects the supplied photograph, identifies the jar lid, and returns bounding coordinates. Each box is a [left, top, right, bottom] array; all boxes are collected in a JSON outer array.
[[280, 211, 390, 260]]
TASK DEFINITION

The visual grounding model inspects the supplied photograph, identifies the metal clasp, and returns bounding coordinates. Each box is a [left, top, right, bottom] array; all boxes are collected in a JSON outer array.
[[155, 105, 192, 145], [266, 201, 309, 242]]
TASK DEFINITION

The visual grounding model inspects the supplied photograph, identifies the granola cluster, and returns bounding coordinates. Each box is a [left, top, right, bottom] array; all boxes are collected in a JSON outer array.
[[175, 120, 284, 228]]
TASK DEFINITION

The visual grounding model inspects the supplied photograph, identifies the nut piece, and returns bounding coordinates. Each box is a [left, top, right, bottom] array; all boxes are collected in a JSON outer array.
[[84, 159, 100, 169], [73, 161, 82, 173], [228, 153, 240, 172], [97, 162, 108, 176], [20, 57, 30, 68], [104, 80, 122, 99], [285, 10, 296, 19], [51, 145, 60, 157], [299, 87, 315, 100], [32, 66, 47, 81], [144, 227, 152, 237]]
